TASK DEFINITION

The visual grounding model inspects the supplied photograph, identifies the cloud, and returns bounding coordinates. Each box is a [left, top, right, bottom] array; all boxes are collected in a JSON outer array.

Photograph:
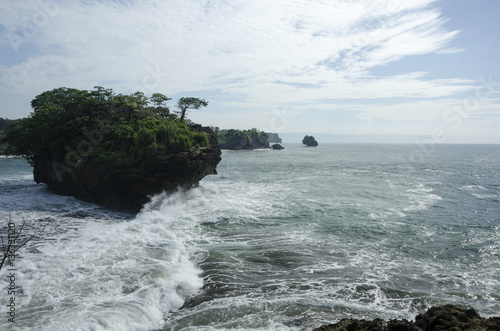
[[1, 0, 499, 142]]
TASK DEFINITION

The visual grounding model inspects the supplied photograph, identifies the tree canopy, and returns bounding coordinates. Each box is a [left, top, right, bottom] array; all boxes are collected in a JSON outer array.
[[3, 87, 209, 171], [176, 97, 208, 123], [150, 93, 172, 118]]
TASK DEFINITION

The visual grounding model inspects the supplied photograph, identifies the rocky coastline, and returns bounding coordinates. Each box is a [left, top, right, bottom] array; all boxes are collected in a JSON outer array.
[[314, 305, 500, 331]]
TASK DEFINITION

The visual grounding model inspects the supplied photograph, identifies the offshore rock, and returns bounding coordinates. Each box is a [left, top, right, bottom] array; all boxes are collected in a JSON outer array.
[[272, 144, 285, 150], [314, 305, 500, 331], [33, 125, 221, 211]]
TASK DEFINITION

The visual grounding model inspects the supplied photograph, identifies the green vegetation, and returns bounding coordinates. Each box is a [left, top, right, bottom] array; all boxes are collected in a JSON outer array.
[[216, 128, 270, 150], [3, 87, 210, 170], [0, 118, 19, 154], [302, 135, 318, 147], [176, 97, 208, 123]]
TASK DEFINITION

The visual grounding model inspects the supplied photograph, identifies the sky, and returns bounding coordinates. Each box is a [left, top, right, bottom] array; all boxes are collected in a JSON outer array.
[[1, 0, 499, 143]]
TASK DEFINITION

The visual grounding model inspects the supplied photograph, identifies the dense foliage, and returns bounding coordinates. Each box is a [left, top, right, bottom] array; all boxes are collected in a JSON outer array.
[[0, 118, 19, 154], [216, 128, 270, 150], [302, 135, 318, 147], [3, 87, 209, 170], [177, 97, 208, 122]]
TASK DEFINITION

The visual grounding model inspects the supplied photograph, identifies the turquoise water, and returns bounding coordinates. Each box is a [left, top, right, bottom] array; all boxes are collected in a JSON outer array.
[[0, 144, 499, 330]]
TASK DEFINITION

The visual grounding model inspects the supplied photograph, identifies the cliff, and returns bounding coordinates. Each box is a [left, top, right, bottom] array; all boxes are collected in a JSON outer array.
[[32, 125, 220, 211], [266, 132, 282, 144], [4, 87, 222, 211]]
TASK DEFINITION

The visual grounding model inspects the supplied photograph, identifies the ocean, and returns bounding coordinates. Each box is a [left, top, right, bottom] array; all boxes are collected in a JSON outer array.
[[0, 143, 499, 330]]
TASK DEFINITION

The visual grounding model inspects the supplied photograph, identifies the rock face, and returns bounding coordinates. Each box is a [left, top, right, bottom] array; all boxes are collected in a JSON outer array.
[[314, 305, 500, 331], [33, 126, 221, 211], [272, 144, 285, 150]]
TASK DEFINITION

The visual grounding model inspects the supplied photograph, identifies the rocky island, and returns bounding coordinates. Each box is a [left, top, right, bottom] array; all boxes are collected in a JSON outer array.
[[3, 87, 221, 211], [303, 135, 319, 147]]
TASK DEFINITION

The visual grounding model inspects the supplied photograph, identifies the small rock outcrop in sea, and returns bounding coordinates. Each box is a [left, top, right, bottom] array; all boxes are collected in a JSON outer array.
[[313, 305, 500, 331], [302, 135, 318, 147], [271, 144, 285, 150]]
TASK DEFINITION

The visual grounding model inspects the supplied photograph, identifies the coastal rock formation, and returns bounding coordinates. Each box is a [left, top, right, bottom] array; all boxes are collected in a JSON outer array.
[[33, 125, 221, 211], [314, 305, 500, 331], [4, 87, 222, 212], [303, 135, 319, 147], [272, 144, 285, 150], [266, 132, 282, 144]]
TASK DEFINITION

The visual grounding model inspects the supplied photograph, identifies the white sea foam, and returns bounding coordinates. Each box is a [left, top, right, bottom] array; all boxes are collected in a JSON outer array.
[[2, 145, 499, 330], [404, 184, 442, 212], [0, 188, 212, 331]]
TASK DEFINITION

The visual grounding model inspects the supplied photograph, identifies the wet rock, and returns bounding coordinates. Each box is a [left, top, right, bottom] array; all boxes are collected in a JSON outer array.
[[33, 125, 221, 211], [314, 305, 500, 331]]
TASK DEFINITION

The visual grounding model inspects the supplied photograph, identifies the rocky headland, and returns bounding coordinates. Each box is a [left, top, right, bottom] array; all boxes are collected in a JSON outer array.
[[266, 132, 282, 144], [314, 305, 500, 331], [32, 125, 221, 211], [217, 128, 271, 150], [3, 87, 222, 211]]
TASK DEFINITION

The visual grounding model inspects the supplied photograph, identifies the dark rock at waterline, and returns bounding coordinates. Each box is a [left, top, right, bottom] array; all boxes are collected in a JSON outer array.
[[33, 125, 221, 211], [314, 305, 500, 331], [272, 144, 285, 150]]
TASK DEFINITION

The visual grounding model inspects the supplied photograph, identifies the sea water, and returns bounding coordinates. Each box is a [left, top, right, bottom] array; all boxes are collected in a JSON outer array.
[[0, 144, 499, 330]]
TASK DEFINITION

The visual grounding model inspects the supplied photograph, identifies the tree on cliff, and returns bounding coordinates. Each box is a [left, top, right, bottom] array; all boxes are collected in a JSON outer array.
[[302, 135, 318, 147], [177, 97, 208, 123], [150, 93, 171, 117]]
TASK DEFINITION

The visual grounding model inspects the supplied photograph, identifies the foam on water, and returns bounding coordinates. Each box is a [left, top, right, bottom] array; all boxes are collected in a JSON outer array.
[[0, 185, 217, 330], [2, 145, 499, 330]]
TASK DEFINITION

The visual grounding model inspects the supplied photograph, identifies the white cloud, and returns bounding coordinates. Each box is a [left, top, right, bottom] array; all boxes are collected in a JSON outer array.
[[1, 0, 499, 142]]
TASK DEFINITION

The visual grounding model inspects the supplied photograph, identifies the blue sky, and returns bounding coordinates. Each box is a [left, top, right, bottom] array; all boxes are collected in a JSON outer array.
[[1, 0, 499, 143]]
